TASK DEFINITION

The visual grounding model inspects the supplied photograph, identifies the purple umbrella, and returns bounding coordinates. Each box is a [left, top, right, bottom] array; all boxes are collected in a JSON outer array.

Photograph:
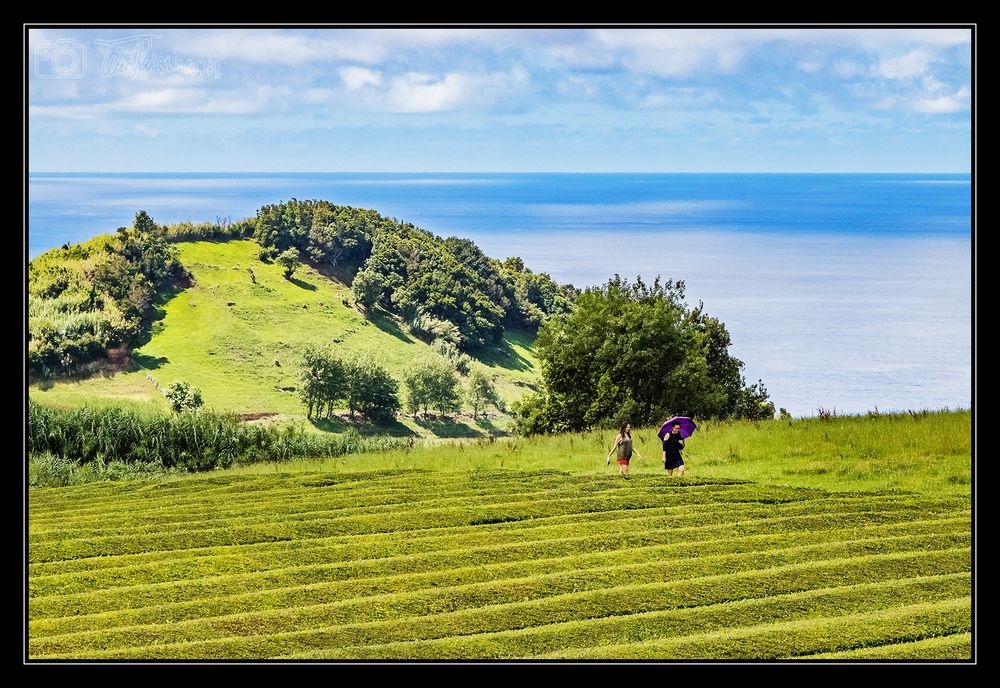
[[658, 416, 697, 440]]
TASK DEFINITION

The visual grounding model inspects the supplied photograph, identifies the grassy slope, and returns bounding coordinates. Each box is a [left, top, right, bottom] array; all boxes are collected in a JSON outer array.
[[28, 470, 971, 659], [30, 240, 539, 433]]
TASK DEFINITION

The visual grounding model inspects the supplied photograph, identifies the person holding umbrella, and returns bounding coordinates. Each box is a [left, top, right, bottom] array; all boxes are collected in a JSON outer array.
[[658, 416, 696, 477], [606, 422, 642, 477]]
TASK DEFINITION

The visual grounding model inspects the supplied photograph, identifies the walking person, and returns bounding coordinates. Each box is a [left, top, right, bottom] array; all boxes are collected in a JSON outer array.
[[662, 422, 686, 476], [606, 422, 642, 477]]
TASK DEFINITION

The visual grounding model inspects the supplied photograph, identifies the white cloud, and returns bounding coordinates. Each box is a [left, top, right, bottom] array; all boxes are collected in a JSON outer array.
[[912, 87, 970, 114], [31, 85, 283, 117], [912, 95, 963, 114], [171, 28, 523, 67], [385, 68, 529, 113], [591, 29, 751, 77], [879, 49, 932, 79], [797, 61, 823, 73], [386, 72, 473, 113], [339, 66, 382, 91], [176, 30, 387, 65]]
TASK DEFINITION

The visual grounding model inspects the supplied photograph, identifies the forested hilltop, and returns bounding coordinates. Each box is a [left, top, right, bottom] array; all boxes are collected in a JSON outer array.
[[28, 201, 576, 378]]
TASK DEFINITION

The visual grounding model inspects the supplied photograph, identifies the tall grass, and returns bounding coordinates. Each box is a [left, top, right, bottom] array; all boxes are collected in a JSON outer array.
[[28, 400, 405, 476], [162, 220, 253, 243]]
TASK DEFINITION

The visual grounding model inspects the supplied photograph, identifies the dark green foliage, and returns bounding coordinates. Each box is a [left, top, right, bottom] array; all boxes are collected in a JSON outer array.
[[345, 356, 401, 422], [250, 199, 576, 351], [27, 400, 402, 473], [369, 227, 506, 350], [511, 389, 563, 436], [736, 380, 777, 421], [518, 276, 773, 433], [252, 199, 377, 264], [306, 207, 373, 268], [163, 381, 204, 413], [501, 258, 576, 329], [28, 211, 182, 378]]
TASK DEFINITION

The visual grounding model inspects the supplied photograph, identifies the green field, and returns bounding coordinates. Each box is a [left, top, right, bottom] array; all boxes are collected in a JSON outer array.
[[221, 410, 972, 497], [26, 238, 973, 659], [29, 240, 538, 435], [28, 468, 971, 660]]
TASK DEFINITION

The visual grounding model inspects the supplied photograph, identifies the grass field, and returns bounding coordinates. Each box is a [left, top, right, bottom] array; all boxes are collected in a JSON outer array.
[[29, 240, 538, 436], [28, 469, 971, 660]]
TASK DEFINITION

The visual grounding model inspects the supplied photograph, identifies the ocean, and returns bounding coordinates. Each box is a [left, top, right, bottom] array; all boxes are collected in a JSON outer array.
[[27, 172, 972, 417]]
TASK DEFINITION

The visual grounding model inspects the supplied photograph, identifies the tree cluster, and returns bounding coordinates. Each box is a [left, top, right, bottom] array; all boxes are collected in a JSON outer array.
[[513, 275, 775, 434], [28, 211, 183, 378], [299, 345, 400, 423], [248, 200, 577, 351]]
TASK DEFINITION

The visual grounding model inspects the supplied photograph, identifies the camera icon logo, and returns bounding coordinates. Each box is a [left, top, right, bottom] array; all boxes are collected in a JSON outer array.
[[35, 39, 87, 78]]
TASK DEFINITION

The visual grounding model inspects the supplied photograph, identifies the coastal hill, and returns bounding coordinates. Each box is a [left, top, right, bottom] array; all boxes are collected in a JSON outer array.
[[28, 202, 578, 435]]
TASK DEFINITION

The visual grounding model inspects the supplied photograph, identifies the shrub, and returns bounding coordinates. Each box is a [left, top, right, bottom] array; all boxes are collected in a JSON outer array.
[[277, 248, 301, 280], [163, 381, 204, 413]]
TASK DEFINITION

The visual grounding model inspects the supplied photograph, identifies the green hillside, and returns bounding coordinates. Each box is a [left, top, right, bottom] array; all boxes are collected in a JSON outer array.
[[28, 470, 971, 659], [30, 240, 539, 428]]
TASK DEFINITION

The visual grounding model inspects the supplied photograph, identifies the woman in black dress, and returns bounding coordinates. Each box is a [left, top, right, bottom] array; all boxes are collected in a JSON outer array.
[[662, 422, 685, 476]]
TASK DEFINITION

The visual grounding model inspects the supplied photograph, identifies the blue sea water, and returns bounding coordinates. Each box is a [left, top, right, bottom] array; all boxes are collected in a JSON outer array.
[[27, 173, 972, 417]]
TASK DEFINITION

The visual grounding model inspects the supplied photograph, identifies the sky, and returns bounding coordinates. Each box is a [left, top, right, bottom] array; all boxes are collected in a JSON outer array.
[[27, 27, 973, 172]]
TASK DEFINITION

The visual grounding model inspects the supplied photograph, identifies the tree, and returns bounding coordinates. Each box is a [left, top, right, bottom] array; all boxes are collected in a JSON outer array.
[[402, 355, 459, 417], [735, 379, 776, 421], [351, 269, 384, 311], [345, 356, 400, 422], [299, 345, 346, 419], [518, 275, 772, 433], [427, 359, 461, 416], [402, 364, 434, 418], [277, 247, 301, 280], [163, 381, 203, 413], [468, 368, 501, 419]]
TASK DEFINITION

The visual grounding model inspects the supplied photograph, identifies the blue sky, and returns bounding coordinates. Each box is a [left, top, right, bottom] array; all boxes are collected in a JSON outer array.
[[27, 28, 972, 172]]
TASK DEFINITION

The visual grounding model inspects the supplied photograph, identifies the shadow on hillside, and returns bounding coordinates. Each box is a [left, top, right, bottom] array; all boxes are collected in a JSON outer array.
[[288, 276, 318, 291], [132, 282, 190, 351], [474, 417, 510, 437], [475, 336, 532, 372], [130, 353, 170, 373], [311, 259, 361, 287], [310, 416, 418, 437], [416, 417, 484, 438], [370, 310, 414, 344]]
